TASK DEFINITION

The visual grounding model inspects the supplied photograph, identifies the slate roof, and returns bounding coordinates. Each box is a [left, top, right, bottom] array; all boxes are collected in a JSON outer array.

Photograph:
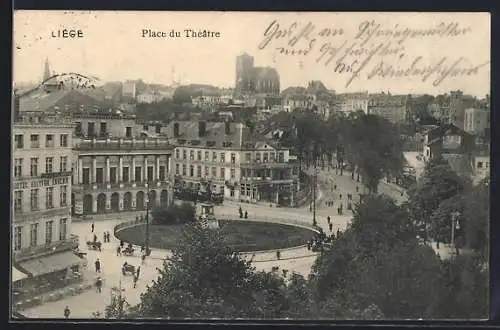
[[19, 88, 111, 113], [252, 67, 279, 80], [166, 120, 285, 150]]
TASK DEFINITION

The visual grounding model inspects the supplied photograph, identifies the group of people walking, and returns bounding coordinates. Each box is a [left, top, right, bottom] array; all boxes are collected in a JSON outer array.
[[238, 206, 248, 219]]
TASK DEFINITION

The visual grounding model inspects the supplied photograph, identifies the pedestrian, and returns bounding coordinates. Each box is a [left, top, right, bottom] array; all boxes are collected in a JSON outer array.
[[120, 240, 124, 248], [133, 274, 138, 288], [339, 193, 342, 199], [334, 184, 337, 190], [96, 277, 102, 293], [95, 258, 101, 273], [91, 222, 94, 233], [327, 216, 331, 224], [329, 223, 333, 232], [337, 229, 341, 238], [136, 266, 141, 279], [244, 210, 248, 219], [64, 306, 70, 319], [97, 242, 102, 252], [276, 250, 281, 260], [141, 254, 146, 264], [239, 206, 243, 218], [93, 234, 97, 243], [116, 246, 121, 256]]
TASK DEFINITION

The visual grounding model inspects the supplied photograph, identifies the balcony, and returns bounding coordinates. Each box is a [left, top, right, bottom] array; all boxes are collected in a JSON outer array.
[[74, 180, 170, 192], [13, 234, 79, 262], [74, 138, 174, 151], [40, 171, 73, 179], [240, 160, 296, 169], [241, 176, 296, 184]]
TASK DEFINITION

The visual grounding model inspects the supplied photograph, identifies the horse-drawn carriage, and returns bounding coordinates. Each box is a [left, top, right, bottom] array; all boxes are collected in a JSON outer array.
[[122, 263, 136, 276], [121, 246, 134, 256], [86, 241, 102, 250]]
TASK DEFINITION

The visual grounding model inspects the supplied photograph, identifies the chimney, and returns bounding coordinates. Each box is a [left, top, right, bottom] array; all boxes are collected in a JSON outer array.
[[198, 121, 206, 137], [13, 94, 20, 122], [225, 121, 231, 135], [173, 122, 180, 137]]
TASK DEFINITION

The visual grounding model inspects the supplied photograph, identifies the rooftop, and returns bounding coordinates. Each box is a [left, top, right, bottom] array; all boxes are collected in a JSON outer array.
[[167, 121, 284, 150]]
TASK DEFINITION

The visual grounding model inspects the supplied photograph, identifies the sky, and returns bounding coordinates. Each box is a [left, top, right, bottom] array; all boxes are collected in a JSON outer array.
[[13, 11, 490, 97]]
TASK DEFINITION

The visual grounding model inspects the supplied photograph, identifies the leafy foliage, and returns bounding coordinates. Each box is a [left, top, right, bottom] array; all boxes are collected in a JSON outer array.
[[277, 111, 404, 192], [438, 255, 489, 319], [152, 202, 196, 225], [133, 192, 487, 320], [461, 178, 489, 258], [311, 195, 447, 319], [105, 291, 130, 319]]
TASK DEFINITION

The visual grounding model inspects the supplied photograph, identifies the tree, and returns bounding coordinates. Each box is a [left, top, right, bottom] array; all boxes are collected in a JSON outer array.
[[407, 157, 470, 242], [105, 290, 130, 319], [172, 86, 193, 104], [429, 194, 464, 245], [438, 255, 488, 319], [311, 195, 445, 319], [461, 178, 489, 258], [138, 222, 295, 319]]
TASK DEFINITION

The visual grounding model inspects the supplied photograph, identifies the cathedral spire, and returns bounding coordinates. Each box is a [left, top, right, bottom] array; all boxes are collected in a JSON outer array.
[[43, 58, 51, 82]]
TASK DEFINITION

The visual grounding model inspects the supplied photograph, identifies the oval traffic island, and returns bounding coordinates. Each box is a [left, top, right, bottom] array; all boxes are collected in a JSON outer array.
[[114, 220, 317, 253]]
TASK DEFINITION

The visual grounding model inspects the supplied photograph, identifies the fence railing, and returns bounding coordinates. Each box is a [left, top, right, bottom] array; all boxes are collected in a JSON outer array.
[[113, 217, 147, 236]]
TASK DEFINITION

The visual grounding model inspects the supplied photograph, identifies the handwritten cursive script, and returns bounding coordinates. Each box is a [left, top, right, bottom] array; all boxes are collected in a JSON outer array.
[[257, 19, 487, 88]]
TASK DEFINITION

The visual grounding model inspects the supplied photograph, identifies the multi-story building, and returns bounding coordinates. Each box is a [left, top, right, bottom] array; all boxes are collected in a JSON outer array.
[[122, 81, 137, 99], [72, 137, 174, 216], [166, 120, 299, 206], [367, 93, 409, 124], [464, 108, 490, 136], [335, 92, 370, 114], [422, 123, 477, 177], [12, 112, 83, 287], [471, 150, 490, 183], [73, 112, 137, 139]]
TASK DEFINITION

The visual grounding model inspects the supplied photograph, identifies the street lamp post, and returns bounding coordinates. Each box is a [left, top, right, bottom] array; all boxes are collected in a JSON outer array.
[[450, 211, 461, 257], [312, 158, 317, 227], [144, 183, 151, 258]]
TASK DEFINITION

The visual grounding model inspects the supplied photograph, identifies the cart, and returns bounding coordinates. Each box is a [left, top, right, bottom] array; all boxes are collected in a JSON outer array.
[[122, 247, 134, 256], [122, 264, 136, 276], [86, 241, 102, 250]]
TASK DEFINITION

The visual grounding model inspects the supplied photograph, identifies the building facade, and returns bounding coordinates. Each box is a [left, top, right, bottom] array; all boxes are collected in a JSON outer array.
[[235, 53, 280, 97], [72, 137, 174, 215], [464, 108, 490, 136], [367, 94, 409, 124], [122, 81, 137, 99], [12, 112, 83, 285], [336, 92, 370, 114], [166, 120, 299, 206], [74, 112, 137, 139]]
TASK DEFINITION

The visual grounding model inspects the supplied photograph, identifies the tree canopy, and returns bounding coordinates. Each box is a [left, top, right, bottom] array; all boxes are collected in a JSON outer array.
[[276, 111, 404, 193]]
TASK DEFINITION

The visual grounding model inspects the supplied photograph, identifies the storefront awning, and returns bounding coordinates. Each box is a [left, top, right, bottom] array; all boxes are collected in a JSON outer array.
[[12, 267, 28, 282], [18, 251, 83, 277]]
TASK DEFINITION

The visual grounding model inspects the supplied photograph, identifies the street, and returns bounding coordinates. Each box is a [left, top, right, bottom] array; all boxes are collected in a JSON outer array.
[[22, 169, 397, 318]]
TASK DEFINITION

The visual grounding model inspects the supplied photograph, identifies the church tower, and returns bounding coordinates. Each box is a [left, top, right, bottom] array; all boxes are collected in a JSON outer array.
[[42, 58, 51, 82]]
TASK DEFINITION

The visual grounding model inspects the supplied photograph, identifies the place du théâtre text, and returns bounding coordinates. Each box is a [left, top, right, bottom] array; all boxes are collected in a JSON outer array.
[[141, 29, 221, 39], [257, 19, 490, 88]]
